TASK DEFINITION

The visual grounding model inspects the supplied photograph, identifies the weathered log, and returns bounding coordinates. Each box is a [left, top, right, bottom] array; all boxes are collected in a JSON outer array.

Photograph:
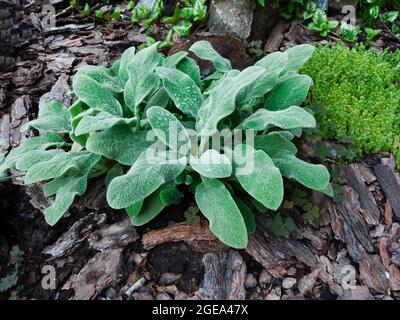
[[374, 163, 400, 219], [142, 221, 224, 253], [203, 250, 246, 300]]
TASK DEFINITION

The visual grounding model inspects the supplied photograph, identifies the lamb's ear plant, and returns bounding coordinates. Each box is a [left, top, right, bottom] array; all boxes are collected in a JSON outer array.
[[0, 41, 331, 249]]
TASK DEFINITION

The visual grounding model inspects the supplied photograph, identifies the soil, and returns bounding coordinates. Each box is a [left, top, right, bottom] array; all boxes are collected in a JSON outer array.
[[0, 0, 400, 301]]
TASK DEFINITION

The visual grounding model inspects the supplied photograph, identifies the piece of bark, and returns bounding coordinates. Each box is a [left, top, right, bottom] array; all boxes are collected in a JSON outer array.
[[374, 163, 400, 219], [328, 201, 345, 242], [297, 268, 320, 295], [339, 286, 374, 300], [142, 221, 223, 252], [379, 238, 390, 270], [246, 231, 288, 271], [39, 73, 71, 106], [264, 20, 286, 53], [337, 187, 374, 254], [389, 264, 400, 291], [359, 254, 388, 294], [346, 164, 380, 225], [202, 250, 246, 300], [384, 200, 393, 225], [63, 248, 123, 300], [88, 217, 139, 251], [42, 212, 105, 258]]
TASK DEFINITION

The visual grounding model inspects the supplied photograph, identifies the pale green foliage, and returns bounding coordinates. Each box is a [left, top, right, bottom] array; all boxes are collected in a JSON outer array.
[[1, 41, 330, 249]]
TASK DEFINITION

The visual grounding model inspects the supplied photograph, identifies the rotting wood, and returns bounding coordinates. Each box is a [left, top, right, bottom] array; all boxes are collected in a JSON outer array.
[[142, 221, 224, 252], [203, 250, 246, 300]]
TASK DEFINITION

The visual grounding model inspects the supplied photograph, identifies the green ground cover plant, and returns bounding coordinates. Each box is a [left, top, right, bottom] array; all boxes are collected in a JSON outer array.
[[0, 42, 331, 249], [302, 43, 400, 164]]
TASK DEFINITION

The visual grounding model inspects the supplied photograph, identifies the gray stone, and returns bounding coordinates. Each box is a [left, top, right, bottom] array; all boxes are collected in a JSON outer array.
[[339, 286, 374, 300], [329, 0, 358, 11], [314, 0, 328, 10], [207, 0, 253, 40], [159, 272, 182, 286], [282, 277, 297, 290], [259, 269, 272, 288], [245, 273, 257, 289]]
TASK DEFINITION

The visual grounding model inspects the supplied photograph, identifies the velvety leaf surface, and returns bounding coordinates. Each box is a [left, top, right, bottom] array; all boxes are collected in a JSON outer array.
[[73, 75, 123, 116], [146, 106, 191, 155], [253, 132, 297, 157], [21, 101, 71, 133], [75, 65, 123, 92], [271, 150, 330, 191], [119, 47, 136, 84], [125, 200, 144, 218], [176, 56, 201, 87], [107, 151, 186, 209], [75, 111, 137, 136], [195, 178, 248, 249], [86, 125, 153, 165], [25, 151, 101, 184], [15, 149, 65, 171], [189, 40, 232, 73], [163, 51, 188, 68], [124, 44, 160, 111], [285, 44, 315, 73], [241, 106, 316, 131], [129, 187, 165, 226], [44, 174, 88, 226], [0, 134, 65, 173], [196, 66, 265, 136], [233, 144, 283, 210], [156, 67, 203, 117], [265, 74, 313, 111], [235, 198, 256, 234], [189, 149, 232, 178]]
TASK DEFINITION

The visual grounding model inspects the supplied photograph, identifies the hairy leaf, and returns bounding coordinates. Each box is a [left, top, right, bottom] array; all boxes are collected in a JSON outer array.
[[189, 149, 232, 178], [233, 144, 283, 210], [189, 40, 232, 73], [73, 75, 123, 116], [147, 106, 191, 155], [195, 178, 248, 249], [271, 150, 330, 191], [241, 106, 316, 131], [0, 134, 65, 173], [15, 149, 64, 171], [235, 198, 256, 234], [25, 151, 101, 184], [285, 44, 315, 73], [265, 74, 313, 111], [75, 111, 137, 136], [196, 66, 265, 136], [156, 67, 203, 117], [44, 174, 88, 226], [75, 65, 123, 92], [86, 125, 153, 165], [107, 151, 186, 209], [21, 101, 71, 134]]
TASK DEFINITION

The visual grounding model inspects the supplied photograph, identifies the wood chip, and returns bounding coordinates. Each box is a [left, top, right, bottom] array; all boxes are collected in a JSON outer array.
[[203, 250, 246, 300], [142, 221, 223, 252], [374, 163, 400, 219]]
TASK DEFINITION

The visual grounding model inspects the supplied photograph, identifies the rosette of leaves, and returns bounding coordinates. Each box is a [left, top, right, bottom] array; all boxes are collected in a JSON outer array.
[[0, 41, 331, 249]]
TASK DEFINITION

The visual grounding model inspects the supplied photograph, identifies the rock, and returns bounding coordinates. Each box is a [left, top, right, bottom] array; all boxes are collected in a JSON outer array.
[[329, 0, 358, 11], [265, 289, 281, 300], [282, 277, 297, 290], [207, 0, 253, 40], [389, 265, 400, 292], [245, 273, 257, 289], [339, 286, 374, 300], [132, 292, 154, 300], [314, 0, 328, 10], [10, 95, 30, 148], [259, 269, 272, 288], [156, 292, 173, 300], [298, 268, 320, 295], [250, 2, 278, 41], [159, 273, 182, 286]]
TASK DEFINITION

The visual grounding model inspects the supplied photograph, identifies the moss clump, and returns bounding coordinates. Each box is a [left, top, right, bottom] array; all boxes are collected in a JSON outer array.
[[302, 43, 400, 163]]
